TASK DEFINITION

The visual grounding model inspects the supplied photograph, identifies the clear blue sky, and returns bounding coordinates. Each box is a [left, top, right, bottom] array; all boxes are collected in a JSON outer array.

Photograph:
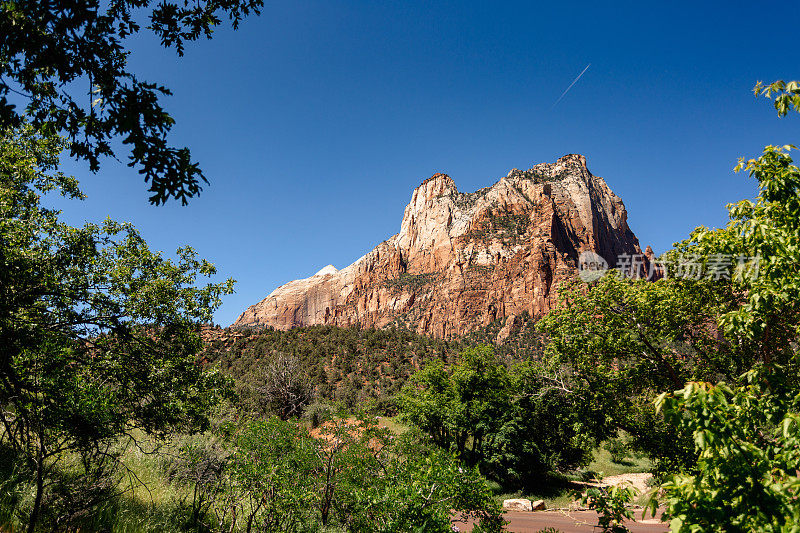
[[52, 0, 799, 326]]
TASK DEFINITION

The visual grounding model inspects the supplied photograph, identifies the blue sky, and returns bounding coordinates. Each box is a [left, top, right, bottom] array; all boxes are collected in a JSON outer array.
[[52, 0, 799, 326]]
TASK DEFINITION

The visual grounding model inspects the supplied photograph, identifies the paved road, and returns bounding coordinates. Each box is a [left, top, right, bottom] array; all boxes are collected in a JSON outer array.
[[453, 510, 669, 533]]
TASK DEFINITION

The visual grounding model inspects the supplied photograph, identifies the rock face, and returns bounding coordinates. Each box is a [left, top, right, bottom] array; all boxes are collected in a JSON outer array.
[[234, 155, 643, 338]]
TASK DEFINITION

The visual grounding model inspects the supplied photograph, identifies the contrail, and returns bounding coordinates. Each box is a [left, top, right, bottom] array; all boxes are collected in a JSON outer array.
[[553, 63, 591, 107]]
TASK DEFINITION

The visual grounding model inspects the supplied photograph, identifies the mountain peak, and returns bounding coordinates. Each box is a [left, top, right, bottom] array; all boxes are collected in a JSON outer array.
[[314, 265, 338, 277], [418, 172, 457, 196], [556, 153, 587, 168], [234, 156, 641, 338]]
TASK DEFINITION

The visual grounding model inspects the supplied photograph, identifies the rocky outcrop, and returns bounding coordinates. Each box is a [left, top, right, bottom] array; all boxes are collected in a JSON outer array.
[[234, 154, 643, 338]]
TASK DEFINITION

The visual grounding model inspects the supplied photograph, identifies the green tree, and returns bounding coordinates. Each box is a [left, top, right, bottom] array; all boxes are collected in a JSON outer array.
[[398, 346, 588, 487], [652, 80, 800, 531], [0, 125, 234, 531], [0, 0, 262, 204], [398, 346, 510, 462], [209, 416, 504, 533], [483, 359, 591, 487], [221, 418, 318, 533], [536, 272, 754, 474], [396, 359, 455, 449]]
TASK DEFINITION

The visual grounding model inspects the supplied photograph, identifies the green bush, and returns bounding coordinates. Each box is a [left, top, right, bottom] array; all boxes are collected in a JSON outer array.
[[583, 484, 637, 533]]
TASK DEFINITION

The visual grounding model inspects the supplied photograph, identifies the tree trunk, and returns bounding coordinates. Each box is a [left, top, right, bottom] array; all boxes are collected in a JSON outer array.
[[26, 439, 45, 533]]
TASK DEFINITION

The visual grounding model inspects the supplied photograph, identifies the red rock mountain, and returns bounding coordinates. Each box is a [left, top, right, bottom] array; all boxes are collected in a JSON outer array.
[[234, 155, 643, 338]]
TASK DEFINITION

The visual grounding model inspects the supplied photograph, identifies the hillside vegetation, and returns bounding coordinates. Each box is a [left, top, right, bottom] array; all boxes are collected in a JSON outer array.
[[201, 316, 545, 412]]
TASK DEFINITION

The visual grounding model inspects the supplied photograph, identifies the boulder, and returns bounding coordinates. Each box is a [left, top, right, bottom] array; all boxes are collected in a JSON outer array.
[[531, 499, 546, 511], [503, 498, 533, 512]]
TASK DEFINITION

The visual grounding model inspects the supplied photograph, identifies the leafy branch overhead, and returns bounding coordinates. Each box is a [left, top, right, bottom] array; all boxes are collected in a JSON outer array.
[[0, 0, 263, 204], [755, 80, 800, 117]]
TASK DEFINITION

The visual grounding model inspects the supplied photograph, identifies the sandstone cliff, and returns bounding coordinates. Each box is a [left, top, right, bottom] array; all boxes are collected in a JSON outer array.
[[234, 154, 642, 338]]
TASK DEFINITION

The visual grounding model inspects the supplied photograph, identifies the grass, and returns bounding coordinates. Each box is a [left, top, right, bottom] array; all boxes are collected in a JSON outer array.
[[586, 446, 653, 477], [375, 416, 409, 434], [0, 434, 202, 533], [487, 442, 655, 511], [489, 478, 579, 510], [99, 444, 195, 532]]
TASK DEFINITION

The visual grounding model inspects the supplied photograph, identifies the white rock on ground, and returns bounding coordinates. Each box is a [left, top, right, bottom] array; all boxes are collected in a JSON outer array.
[[503, 498, 533, 512]]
